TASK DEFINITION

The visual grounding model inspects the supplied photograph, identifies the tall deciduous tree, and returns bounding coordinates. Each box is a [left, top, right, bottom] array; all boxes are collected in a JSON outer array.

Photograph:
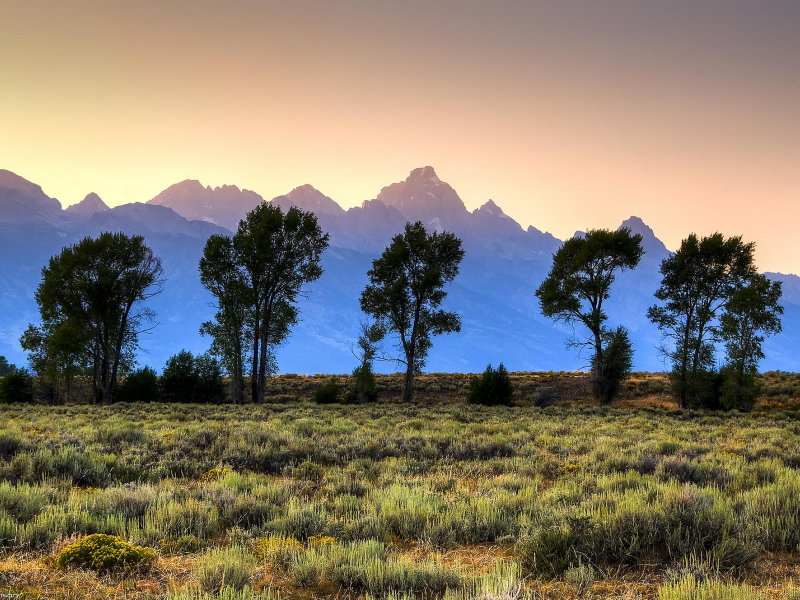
[[536, 228, 643, 403], [200, 234, 252, 404], [719, 273, 783, 409], [29, 232, 163, 405], [360, 221, 464, 402], [647, 233, 757, 408], [204, 203, 328, 404]]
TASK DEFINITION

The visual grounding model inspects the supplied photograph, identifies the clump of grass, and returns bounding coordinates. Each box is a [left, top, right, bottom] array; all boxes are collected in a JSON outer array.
[[657, 574, 760, 600], [195, 546, 258, 594]]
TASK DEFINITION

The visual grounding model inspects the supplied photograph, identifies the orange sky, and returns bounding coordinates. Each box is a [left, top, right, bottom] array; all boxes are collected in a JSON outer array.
[[2, 1, 799, 273]]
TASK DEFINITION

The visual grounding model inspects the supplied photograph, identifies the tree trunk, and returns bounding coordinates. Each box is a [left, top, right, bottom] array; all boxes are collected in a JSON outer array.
[[403, 359, 414, 403]]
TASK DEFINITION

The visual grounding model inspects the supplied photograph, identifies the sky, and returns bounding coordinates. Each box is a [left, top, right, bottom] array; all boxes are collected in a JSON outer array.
[[2, 0, 799, 273]]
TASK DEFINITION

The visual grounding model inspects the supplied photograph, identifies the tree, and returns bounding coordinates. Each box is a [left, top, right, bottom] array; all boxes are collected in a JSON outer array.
[[467, 363, 515, 406], [647, 233, 757, 408], [161, 350, 226, 404], [719, 274, 783, 410], [29, 232, 163, 405], [20, 322, 87, 405], [200, 234, 252, 404], [346, 320, 385, 404], [360, 221, 465, 402], [0, 356, 14, 377], [536, 228, 643, 404], [0, 368, 35, 403], [116, 366, 161, 403], [232, 203, 329, 403]]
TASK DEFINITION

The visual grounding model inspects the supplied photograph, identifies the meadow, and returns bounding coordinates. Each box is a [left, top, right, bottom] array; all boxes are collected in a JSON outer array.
[[3, 372, 800, 599]]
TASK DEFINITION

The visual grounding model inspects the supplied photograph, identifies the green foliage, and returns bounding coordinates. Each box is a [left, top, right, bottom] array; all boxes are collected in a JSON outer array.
[[0, 368, 35, 404], [468, 363, 514, 406], [313, 378, 342, 404], [232, 202, 329, 403], [161, 350, 226, 403], [55, 533, 156, 571], [590, 327, 634, 403], [345, 364, 379, 404], [29, 231, 163, 405], [536, 228, 643, 404], [648, 233, 758, 408], [195, 546, 257, 593], [116, 366, 161, 403], [360, 221, 464, 402], [0, 356, 14, 376]]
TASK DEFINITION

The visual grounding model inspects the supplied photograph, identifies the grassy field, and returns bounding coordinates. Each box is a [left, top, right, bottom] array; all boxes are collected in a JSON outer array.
[[3, 372, 800, 599]]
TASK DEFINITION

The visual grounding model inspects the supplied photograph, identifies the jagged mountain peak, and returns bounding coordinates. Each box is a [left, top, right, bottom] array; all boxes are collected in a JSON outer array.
[[66, 192, 109, 216], [406, 165, 442, 185], [377, 166, 468, 226], [618, 215, 670, 261], [0, 168, 63, 222], [279, 184, 346, 217]]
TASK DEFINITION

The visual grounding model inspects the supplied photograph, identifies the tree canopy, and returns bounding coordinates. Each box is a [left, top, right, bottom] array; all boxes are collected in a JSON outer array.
[[360, 221, 464, 402], [536, 228, 643, 403], [27, 232, 163, 405]]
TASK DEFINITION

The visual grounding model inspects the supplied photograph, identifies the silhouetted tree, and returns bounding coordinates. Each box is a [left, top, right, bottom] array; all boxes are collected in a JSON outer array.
[[161, 350, 226, 403], [0, 356, 14, 377], [719, 273, 783, 410], [200, 235, 252, 404], [0, 368, 35, 403], [29, 232, 163, 405], [360, 222, 464, 402], [116, 366, 161, 403], [233, 203, 328, 403], [536, 228, 643, 403], [20, 322, 87, 405], [647, 233, 757, 408]]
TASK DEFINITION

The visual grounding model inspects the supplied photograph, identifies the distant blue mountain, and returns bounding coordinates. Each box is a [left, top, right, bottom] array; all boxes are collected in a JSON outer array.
[[1, 167, 798, 374]]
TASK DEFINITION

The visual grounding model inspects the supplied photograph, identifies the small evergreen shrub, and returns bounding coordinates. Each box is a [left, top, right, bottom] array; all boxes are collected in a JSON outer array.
[[345, 364, 379, 404], [313, 378, 341, 404], [468, 363, 514, 406], [56, 534, 156, 571]]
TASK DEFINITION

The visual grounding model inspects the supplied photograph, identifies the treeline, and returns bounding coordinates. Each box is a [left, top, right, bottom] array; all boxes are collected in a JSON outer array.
[[0, 201, 784, 411]]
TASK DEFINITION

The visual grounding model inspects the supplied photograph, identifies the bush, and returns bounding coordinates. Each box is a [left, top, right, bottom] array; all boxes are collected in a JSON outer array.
[[56, 534, 156, 571], [345, 364, 379, 404], [195, 546, 257, 593], [313, 378, 341, 404], [116, 366, 161, 403], [719, 367, 761, 411], [468, 364, 514, 406], [161, 351, 226, 403], [0, 368, 35, 404]]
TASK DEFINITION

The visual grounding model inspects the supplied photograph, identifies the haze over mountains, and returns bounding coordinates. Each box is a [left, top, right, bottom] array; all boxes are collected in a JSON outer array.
[[2, 166, 799, 374]]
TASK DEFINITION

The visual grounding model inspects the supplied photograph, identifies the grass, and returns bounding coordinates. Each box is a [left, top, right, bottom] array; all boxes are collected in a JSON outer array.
[[2, 371, 800, 598]]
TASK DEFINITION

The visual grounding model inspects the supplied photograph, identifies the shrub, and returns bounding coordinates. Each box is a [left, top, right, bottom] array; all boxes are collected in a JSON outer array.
[[56, 534, 156, 571], [468, 364, 514, 406], [565, 562, 596, 596], [256, 535, 304, 570], [195, 546, 257, 593], [161, 351, 226, 403], [313, 378, 341, 404], [290, 549, 325, 587], [116, 366, 161, 403], [0, 368, 35, 404], [345, 364, 379, 404], [293, 461, 324, 483]]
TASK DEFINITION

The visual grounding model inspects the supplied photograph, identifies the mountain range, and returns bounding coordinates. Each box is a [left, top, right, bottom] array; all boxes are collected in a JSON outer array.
[[1, 166, 799, 374]]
